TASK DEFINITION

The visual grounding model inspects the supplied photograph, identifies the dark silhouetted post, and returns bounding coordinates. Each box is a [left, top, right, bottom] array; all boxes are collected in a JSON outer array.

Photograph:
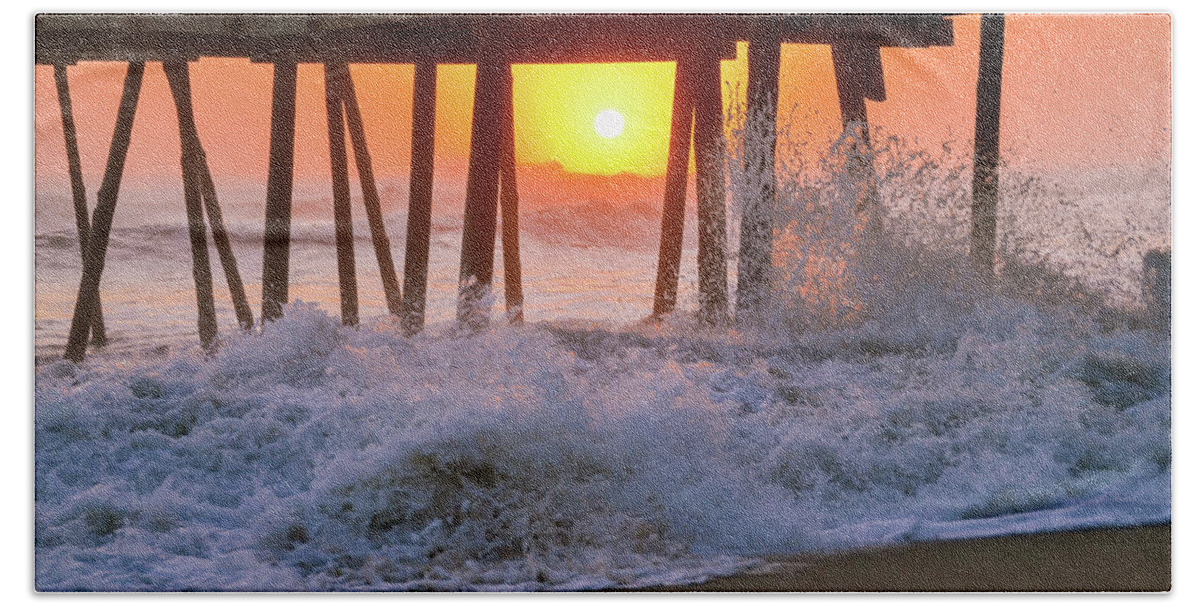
[[181, 148, 219, 347], [693, 49, 729, 326], [336, 63, 404, 317], [1143, 249, 1170, 328], [832, 42, 884, 236], [164, 60, 217, 348], [195, 137, 255, 331], [971, 13, 1005, 276], [164, 61, 254, 332], [64, 62, 144, 362], [831, 44, 873, 128], [401, 60, 437, 335], [456, 54, 504, 332], [324, 63, 359, 326], [52, 63, 106, 346], [498, 61, 524, 325], [736, 19, 781, 326], [652, 57, 696, 319], [261, 61, 298, 322]]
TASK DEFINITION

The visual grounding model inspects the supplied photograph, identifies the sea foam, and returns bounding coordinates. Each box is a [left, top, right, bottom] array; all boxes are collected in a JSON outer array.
[[35, 289, 1170, 590]]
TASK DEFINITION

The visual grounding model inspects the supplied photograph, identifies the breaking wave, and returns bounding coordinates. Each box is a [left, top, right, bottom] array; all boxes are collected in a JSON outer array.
[[35, 285, 1170, 590], [35, 126, 1170, 590]]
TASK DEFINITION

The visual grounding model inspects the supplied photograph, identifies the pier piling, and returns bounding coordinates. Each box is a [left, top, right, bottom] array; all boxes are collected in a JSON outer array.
[[735, 19, 781, 325], [652, 56, 696, 319], [499, 61, 525, 325], [831, 41, 884, 237], [52, 64, 107, 346], [456, 52, 504, 332], [64, 62, 144, 362], [401, 60, 438, 335], [971, 14, 1005, 277], [180, 145, 219, 347], [165, 59, 254, 332], [1143, 249, 1170, 328], [261, 61, 298, 323], [324, 62, 360, 327], [164, 61, 218, 347], [194, 134, 255, 331], [336, 62, 405, 318], [693, 49, 730, 326]]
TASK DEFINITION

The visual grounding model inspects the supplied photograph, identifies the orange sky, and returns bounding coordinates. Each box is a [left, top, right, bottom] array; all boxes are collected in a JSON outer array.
[[34, 14, 1170, 197]]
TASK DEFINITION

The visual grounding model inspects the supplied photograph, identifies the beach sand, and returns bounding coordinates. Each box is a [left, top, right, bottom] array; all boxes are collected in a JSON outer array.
[[641, 524, 1170, 592]]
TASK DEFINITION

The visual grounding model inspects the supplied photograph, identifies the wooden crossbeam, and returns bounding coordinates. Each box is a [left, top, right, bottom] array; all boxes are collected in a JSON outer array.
[[36, 14, 951, 66], [776, 14, 953, 47]]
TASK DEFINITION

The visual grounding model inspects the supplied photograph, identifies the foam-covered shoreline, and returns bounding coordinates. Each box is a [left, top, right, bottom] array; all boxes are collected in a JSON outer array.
[[34, 296, 1170, 591]]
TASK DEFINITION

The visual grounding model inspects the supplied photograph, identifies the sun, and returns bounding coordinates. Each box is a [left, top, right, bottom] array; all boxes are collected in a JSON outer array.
[[512, 62, 676, 175], [594, 109, 625, 139]]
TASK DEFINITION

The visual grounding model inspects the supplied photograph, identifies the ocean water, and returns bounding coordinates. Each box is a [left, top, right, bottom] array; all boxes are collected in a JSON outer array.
[[33, 198, 696, 361], [33, 153, 1171, 590]]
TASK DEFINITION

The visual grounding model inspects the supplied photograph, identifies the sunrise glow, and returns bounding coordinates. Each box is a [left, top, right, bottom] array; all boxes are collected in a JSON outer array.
[[511, 62, 676, 176], [32, 14, 1174, 592], [594, 109, 625, 139]]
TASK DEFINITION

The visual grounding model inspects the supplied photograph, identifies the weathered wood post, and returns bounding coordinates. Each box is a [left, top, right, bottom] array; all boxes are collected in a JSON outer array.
[[260, 60, 298, 322], [180, 143, 219, 347], [693, 48, 730, 326], [456, 53, 505, 332], [831, 41, 885, 235], [498, 60, 525, 325], [163, 60, 218, 348], [52, 63, 106, 346], [736, 18, 782, 326], [401, 60, 437, 335], [324, 62, 360, 326], [971, 13, 1005, 276], [652, 55, 696, 319], [336, 62, 405, 318], [193, 130, 255, 331], [1143, 249, 1170, 328], [64, 62, 144, 362], [163, 61, 255, 333]]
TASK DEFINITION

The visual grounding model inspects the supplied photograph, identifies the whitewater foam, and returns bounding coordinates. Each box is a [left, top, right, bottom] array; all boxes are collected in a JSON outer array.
[[34, 291, 1169, 590], [34, 129, 1170, 590]]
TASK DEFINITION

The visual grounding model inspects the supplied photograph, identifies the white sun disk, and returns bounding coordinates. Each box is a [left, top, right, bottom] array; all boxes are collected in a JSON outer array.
[[594, 109, 625, 139]]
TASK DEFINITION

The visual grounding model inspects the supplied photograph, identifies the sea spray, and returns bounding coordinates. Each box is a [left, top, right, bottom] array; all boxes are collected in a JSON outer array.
[[36, 115, 1169, 589], [36, 285, 1169, 590]]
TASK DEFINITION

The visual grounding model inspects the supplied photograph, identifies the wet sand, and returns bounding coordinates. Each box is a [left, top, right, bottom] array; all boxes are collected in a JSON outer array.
[[641, 524, 1170, 592]]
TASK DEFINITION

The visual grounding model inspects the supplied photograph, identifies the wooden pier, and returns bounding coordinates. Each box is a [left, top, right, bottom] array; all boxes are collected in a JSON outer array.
[[35, 13, 998, 361]]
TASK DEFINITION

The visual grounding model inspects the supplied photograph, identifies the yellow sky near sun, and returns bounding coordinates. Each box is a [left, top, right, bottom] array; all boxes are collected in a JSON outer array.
[[513, 62, 676, 175], [427, 54, 746, 176]]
